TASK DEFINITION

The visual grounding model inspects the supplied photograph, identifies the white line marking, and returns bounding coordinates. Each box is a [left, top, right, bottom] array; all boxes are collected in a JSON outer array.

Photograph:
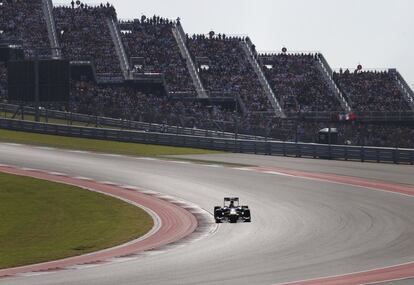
[[21, 168, 36, 171], [37, 147, 55, 151], [157, 195, 177, 200], [121, 185, 139, 190], [262, 171, 295, 177], [3, 143, 23, 147], [47, 172, 67, 176], [16, 272, 54, 277], [273, 254, 414, 285], [67, 150, 89, 154], [99, 181, 117, 186], [168, 161, 191, 164], [73, 176, 93, 181], [135, 157, 158, 161], [233, 167, 251, 171], [100, 154, 122, 158], [145, 250, 166, 256], [249, 168, 414, 199]]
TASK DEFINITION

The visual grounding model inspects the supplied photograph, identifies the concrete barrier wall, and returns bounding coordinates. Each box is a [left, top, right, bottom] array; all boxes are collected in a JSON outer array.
[[0, 118, 413, 165]]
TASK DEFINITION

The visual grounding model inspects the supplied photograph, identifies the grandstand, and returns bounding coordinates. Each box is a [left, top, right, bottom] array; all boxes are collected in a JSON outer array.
[[333, 69, 412, 112], [188, 35, 274, 113], [259, 53, 343, 113], [54, 4, 121, 75], [0, 0, 51, 57], [0, 0, 413, 148], [119, 17, 195, 93]]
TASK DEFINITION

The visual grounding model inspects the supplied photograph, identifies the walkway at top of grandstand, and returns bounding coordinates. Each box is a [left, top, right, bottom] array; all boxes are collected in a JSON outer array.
[[118, 15, 176, 27]]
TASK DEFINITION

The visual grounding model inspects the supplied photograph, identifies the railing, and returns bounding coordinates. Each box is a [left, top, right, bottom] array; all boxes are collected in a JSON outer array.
[[0, 118, 412, 165], [53, 2, 117, 8], [107, 17, 130, 79], [259, 50, 322, 57], [169, 91, 237, 102], [257, 52, 350, 112], [285, 110, 414, 121], [316, 54, 351, 112], [332, 67, 414, 111], [43, 0, 61, 58], [333, 68, 390, 73], [394, 70, 414, 111], [241, 40, 285, 117], [0, 103, 259, 140], [173, 23, 208, 99]]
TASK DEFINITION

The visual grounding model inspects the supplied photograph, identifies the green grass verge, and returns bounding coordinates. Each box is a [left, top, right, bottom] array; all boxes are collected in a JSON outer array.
[[0, 172, 154, 269], [0, 128, 221, 156]]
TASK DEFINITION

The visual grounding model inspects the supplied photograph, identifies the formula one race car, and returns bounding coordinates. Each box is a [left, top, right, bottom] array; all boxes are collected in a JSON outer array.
[[214, 197, 251, 223]]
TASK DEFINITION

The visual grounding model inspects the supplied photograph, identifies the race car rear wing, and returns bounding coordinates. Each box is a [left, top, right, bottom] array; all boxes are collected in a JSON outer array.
[[224, 197, 239, 202]]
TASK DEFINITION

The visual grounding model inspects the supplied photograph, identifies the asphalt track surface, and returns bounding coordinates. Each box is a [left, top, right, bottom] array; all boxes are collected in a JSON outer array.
[[0, 143, 414, 285]]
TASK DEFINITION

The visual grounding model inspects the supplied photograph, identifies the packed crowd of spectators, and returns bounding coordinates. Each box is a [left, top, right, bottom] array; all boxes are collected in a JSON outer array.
[[119, 16, 195, 93], [0, 0, 51, 57], [0, 62, 7, 102], [0, 2, 413, 149], [345, 124, 414, 148], [70, 80, 238, 129], [54, 4, 120, 75], [260, 53, 343, 112], [238, 117, 414, 148], [333, 69, 411, 112], [187, 34, 274, 113]]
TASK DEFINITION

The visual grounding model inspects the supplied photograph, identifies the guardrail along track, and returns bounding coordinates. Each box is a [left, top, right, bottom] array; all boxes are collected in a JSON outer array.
[[0, 118, 413, 165]]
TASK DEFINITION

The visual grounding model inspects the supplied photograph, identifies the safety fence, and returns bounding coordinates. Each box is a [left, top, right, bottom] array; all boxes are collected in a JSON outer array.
[[0, 103, 259, 140], [0, 118, 413, 165]]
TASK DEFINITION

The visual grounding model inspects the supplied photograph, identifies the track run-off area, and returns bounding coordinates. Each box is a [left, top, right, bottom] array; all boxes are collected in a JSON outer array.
[[0, 143, 413, 285]]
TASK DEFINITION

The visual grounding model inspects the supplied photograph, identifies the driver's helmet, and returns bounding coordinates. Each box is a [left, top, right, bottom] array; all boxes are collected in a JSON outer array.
[[229, 200, 234, 208]]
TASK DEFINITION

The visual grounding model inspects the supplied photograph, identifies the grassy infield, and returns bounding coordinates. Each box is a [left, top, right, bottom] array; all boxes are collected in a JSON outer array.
[[0, 128, 219, 269], [0, 173, 154, 269]]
